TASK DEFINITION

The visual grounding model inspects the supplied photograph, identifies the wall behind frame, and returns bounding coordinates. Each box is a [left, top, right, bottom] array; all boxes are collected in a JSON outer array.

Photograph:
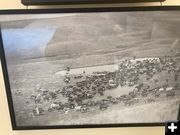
[[0, 0, 180, 9], [0, 0, 180, 135]]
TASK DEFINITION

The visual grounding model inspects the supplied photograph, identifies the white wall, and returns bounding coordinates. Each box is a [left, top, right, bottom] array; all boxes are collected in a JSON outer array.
[[0, 0, 179, 134], [1, 0, 180, 9]]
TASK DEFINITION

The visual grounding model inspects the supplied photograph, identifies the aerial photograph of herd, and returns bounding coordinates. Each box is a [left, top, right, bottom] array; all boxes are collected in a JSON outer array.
[[1, 10, 180, 126]]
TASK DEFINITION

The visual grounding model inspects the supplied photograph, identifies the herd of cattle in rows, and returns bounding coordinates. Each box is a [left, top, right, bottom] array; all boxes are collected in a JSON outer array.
[[24, 56, 179, 116]]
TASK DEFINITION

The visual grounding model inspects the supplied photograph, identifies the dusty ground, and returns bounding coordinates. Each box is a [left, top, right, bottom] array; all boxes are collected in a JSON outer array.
[[8, 56, 180, 126]]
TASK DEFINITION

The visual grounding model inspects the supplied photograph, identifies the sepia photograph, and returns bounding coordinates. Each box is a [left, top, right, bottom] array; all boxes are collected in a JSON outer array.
[[0, 8, 180, 128]]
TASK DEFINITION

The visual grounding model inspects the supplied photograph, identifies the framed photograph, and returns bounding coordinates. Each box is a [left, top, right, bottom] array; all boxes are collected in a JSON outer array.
[[0, 7, 180, 130], [21, 0, 166, 5]]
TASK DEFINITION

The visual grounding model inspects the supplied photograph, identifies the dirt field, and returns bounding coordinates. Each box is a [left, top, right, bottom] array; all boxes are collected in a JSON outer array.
[[8, 55, 180, 126]]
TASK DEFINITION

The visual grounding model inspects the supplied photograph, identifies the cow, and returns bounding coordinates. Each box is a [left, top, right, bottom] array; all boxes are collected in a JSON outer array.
[[50, 102, 60, 109], [33, 106, 44, 116], [74, 74, 83, 79], [74, 106, 82, 111], [166, 91, 175, 97]]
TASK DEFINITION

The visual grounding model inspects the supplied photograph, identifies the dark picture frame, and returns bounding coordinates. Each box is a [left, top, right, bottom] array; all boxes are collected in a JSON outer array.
[[0, 6, 180, 130], [21, 0, 166, 5]]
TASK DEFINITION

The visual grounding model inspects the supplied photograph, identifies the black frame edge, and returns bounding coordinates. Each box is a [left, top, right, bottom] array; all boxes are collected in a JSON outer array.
[[20, 0, 166, 6], [0, 6, 179, 130], [1, 6, 180, 15], [0, 27, 18, 130]]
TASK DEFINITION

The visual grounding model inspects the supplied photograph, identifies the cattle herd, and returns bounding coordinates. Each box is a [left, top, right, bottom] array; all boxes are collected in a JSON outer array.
[[28, 56, 180, 116]]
